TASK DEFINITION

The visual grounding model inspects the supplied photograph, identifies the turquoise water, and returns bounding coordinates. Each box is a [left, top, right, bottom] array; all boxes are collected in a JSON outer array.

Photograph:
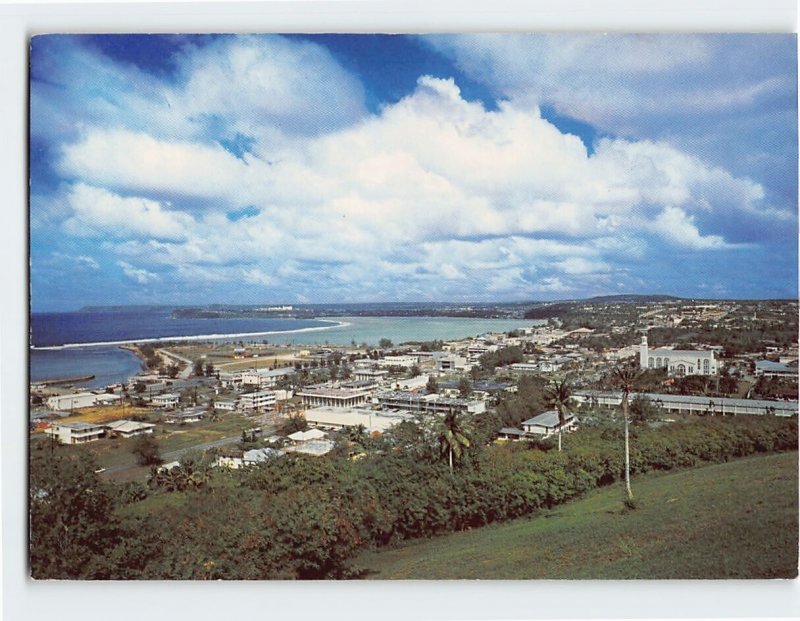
[[30, 315, 542, 388]]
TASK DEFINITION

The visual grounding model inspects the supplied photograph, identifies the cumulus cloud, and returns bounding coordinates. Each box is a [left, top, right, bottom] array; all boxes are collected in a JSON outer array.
[[651, 206, 734, 250], [117, 261, 160, 284], [62, 183, 194, 241], [31, 34, 796, 304]]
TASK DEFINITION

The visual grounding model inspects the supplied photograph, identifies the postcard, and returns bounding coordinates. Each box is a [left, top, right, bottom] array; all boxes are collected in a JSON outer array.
[[28, 33, 798, 581]]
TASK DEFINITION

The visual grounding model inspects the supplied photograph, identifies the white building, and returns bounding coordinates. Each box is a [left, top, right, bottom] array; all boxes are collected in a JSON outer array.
[[436, 355, 469, 373], [639, 337, 718, 376], [353, 368, 389, 383], [105, 419, 155, 438], [304, 406, 412, 434], [214, 400, 237, 411], [45, 422, 105, 444], [45, 392, 112, 411], [376, 355, 418, 369], [151, 393, 180, 408], [240, 367, 296, 388], [239, 390, 277, 411], [297, 386, 373, 408], [521, 410, 578, 438]]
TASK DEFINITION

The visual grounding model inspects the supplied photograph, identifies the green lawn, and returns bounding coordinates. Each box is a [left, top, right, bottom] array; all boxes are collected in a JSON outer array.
[[356, 452, 799, 579]]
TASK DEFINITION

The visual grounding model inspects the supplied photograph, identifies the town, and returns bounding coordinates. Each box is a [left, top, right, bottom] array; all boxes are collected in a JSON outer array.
[[30, 297, 798, 475]]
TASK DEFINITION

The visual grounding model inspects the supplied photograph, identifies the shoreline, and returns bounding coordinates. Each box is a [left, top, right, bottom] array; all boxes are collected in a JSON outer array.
[[29, 319, 351, 350]]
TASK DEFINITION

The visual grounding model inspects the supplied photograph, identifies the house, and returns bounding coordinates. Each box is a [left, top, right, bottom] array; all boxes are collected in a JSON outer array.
[[521, 410, 578, 438], [164, 409, 205, 424], [243, 447, 285, 464], [755, 360, 797, 379], [497, 427, 526, 441], [151, 393, 180, 408], [44, 421, 105, 444], [105, 419, 155, 438]]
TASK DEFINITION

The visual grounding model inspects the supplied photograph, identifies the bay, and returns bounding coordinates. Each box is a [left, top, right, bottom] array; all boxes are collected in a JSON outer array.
[[30, 310, 541, 389]]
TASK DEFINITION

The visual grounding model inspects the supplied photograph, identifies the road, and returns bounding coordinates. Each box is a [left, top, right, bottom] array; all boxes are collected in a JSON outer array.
[[157, 348, 194, 379], [102, 434, 243, 475]]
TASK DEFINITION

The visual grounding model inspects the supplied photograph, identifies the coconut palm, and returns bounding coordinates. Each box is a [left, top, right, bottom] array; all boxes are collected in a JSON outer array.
[[613, 362, 643, 501], [544, 377, 572, 452], [438, 408, 471, 472]]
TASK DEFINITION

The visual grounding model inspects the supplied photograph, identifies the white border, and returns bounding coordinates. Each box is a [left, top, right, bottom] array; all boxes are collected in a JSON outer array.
[[2, 2, 798, 620]]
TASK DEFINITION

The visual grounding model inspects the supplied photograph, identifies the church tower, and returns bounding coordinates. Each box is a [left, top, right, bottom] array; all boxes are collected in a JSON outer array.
[[639, 336, 648, 369]]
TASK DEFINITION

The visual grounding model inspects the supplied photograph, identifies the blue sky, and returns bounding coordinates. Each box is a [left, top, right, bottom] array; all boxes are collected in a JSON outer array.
[[29, 34, 797, 311]]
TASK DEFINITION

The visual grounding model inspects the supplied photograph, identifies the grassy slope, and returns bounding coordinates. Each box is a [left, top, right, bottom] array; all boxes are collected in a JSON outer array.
[[356, 452, 799, 579]]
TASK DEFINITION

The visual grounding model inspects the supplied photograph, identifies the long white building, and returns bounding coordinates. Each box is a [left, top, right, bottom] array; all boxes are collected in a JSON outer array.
[[639, 337, 718, 376]]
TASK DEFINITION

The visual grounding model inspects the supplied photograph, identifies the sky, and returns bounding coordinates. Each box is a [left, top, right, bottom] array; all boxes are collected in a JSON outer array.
[[29, 34, 798, 312]]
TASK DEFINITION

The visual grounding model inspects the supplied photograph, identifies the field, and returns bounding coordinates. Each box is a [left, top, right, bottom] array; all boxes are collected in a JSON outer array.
[[33, 411, 257, 473], [356, 452, 799, 579], [42, 405, 152, 426]]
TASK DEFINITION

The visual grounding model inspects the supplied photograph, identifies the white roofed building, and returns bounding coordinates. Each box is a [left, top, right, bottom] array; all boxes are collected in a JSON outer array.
[[639, 337, 718, 376]]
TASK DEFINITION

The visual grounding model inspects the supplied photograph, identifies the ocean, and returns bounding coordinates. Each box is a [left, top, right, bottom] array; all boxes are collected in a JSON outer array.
[[30, 309, 541, 389]]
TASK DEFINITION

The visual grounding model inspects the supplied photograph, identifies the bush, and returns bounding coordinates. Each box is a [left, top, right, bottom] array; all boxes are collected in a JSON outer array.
[[32, 415, 798, 579]]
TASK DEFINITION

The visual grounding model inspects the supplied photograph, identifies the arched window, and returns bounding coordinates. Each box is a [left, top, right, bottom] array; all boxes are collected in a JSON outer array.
[[656, 357, 662, 368], [663, 357, 670, 369], [677, 364, 686, 375], [648, 357, 654, 368], [703, 359, 710, 373]]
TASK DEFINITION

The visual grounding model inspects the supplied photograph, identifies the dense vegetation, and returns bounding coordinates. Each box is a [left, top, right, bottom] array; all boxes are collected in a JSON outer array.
[[30, 416, 797, 579]]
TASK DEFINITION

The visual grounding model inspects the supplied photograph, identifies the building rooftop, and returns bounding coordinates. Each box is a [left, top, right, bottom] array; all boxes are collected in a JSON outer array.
[[105, 420, 156, 433], [297, 386, 372, 398], [522, 410, 577, 428]]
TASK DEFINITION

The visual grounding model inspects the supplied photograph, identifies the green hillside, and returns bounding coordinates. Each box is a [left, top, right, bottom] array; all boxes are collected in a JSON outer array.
[[356, 452, 798, 579]]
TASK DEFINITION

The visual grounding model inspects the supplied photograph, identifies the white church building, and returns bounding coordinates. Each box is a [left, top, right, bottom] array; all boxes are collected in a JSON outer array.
[[639, 336, 718, 376]]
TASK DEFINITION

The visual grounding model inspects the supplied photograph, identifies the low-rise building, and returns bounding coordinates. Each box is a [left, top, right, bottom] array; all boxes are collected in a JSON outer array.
[[353, 368, 390, 383], [151, 393, 180, 409], [376, 355, 419, 368], [239, 390, 277, 411], [45, 392, 114, 411], [105, 419, 156, 438], [436, 355, 469, 373], [572, 390, 798, 417], [164, 409, 205, 424], [304, 406, 412, 434], [521, 410, 578, 438], [213, 400, 237, 411], [755, 360, 798, 379], [45, 421, 105, 444], [297, 386, 372, 408], [377, 390, 486, 415]]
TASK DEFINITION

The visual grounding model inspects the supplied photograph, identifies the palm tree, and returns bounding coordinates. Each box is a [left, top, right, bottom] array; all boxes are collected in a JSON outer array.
[[438, 408, 471, 472], [613, 363, 643, 501], [544, 377, 572, 452]]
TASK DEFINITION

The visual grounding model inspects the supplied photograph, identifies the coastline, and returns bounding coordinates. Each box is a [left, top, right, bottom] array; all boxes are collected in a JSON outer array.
[[30, 319, 351, 350]]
